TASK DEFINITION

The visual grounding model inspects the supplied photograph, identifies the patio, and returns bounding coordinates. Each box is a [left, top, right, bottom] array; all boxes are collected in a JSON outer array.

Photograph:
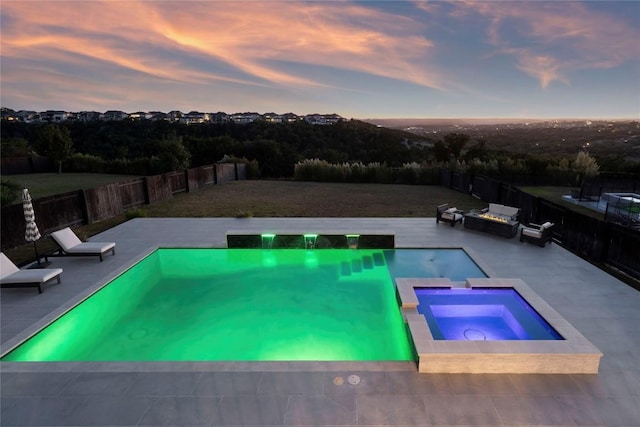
[[1, 217, 639, 426]]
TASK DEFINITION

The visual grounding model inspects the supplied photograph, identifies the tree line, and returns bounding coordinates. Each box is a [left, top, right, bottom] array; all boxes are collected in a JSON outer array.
[[1, 118, 636, 182]]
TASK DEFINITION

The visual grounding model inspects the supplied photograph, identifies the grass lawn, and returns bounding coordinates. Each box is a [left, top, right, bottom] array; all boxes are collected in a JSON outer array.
[[517, 186, 605, 221], [144, 180, 486, 218], [2, 172, 141, 201]]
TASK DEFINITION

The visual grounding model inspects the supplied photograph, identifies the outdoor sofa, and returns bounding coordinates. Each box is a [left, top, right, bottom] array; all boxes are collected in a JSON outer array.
[[484, 203, 520, 222], [0, 252, 63, 294], [49, 227, 116, 262]]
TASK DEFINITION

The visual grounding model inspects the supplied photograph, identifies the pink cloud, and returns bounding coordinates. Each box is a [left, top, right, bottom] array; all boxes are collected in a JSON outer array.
[[1, 1, 442, 93], [453, 1, 639, 87]]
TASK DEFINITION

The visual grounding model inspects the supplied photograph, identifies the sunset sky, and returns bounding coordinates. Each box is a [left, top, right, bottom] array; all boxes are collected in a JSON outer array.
[[1, 1, 638, 119]]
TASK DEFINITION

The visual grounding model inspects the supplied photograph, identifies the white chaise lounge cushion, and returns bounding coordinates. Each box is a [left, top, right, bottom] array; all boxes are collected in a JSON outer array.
[[51, 227, 116, 254], [0, 253, 62, 284]]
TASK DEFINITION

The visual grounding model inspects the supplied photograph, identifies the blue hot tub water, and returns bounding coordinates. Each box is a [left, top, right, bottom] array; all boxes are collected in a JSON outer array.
[[415, 288, 563, 341]]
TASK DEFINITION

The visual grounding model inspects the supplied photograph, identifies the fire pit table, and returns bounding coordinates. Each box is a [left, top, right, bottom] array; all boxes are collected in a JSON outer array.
[[464, 210, 519, 238]]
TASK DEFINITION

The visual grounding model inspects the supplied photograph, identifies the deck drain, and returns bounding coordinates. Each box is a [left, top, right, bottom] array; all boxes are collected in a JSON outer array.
[[463, 328, 487, 341], [347, 374, 360, 385]]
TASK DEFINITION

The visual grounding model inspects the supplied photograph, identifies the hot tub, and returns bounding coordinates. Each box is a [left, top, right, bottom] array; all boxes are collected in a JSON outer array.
[[397, 277, 602, 373]]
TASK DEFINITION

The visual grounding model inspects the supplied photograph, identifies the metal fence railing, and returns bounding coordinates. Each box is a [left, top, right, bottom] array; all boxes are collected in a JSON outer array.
[[441, 169, 640, 283]]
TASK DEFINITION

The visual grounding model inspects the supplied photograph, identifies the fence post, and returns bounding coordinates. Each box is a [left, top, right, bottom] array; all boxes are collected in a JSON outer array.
[[143, 176, 151, 204], [79, 189, 90, 225]]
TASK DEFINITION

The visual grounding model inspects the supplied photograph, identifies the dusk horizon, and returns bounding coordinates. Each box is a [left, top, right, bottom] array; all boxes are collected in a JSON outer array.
[[3, 106, 636, 124]]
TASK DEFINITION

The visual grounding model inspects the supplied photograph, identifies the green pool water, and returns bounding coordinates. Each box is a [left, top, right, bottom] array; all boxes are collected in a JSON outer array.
[[3, 249, 418, 362]]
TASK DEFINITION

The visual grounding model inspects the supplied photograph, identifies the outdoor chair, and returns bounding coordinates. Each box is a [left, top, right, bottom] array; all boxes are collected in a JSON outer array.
[[0, 252, 63, 294], [520, 221, 554, 247], [436, 203, 464, 227], [49, 227, 116, 262]]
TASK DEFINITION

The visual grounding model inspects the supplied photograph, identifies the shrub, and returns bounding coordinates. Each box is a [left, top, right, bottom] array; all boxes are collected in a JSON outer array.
[[64, 153, 107, 173], [295, 159, 441, 184], [125, 208, 148, 219], [0, 180, 21, 206], [235, 209, 254, 218]]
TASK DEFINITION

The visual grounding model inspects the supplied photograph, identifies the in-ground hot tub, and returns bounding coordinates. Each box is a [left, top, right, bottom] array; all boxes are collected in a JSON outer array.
[[414, 287, 563, 341], [397, 277, 602, 373]]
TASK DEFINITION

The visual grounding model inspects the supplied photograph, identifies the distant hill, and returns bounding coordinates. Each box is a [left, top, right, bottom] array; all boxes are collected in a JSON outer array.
[[364, 118, 640, 162]]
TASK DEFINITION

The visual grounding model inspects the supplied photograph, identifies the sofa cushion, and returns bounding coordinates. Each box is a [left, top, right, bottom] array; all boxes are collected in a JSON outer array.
[[501, 206, 519, 217], [541, 221, 553, 229], [522, 228, 542, 238], [442, 212, 462, 221], [488, 203, 502, 214], [445, 207, 458, 214]]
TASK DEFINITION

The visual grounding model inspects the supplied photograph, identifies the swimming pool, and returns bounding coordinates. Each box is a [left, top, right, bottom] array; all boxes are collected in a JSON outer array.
[[2, 248, 486, 362]]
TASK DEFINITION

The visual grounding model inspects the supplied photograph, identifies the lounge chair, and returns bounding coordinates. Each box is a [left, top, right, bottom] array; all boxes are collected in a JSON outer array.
[[436, 203, 464, 227], [0, 252, 63, 294], [49, 227, 116, 262], [520, 222, 554, 247]]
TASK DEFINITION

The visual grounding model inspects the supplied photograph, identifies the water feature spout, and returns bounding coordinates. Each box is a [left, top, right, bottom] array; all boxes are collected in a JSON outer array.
[[304, 234, 318, 250], [261, 233, 276, 249], [346, 234, 360, 249]]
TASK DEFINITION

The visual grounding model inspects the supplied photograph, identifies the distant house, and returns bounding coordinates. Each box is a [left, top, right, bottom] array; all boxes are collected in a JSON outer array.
[[1, 108, 18, 122], [230, 112, 262, 124], [78, 111, 101, 122], [149, 111, 169, 121], [129, 111, 152, 120], [18, 111, 40, 123], [101, 110, 128, 121], [181, 111, 210, 124], [210, 112, 230, 123], [42, 110, 69, 122], [167, 111, 183, 122], [282, 113, 300, 123], [305, 113, 342, 125], [264, 112, 286, 123]]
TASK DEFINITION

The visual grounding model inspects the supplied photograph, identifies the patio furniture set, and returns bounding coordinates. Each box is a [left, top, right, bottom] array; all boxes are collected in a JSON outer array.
[[0, 227, 116, 294], [437, 202, 555, 245]]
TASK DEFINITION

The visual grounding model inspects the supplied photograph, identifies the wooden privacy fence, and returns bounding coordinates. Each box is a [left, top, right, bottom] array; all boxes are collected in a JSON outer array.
[[1, 163, 246, 250]]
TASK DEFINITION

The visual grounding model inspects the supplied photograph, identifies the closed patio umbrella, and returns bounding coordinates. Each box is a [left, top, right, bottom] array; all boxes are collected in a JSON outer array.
[[22, 188, 43, 265]]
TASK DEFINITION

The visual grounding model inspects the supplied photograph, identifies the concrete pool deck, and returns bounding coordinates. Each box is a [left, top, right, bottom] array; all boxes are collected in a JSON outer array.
[[1, 217, 639, 426]]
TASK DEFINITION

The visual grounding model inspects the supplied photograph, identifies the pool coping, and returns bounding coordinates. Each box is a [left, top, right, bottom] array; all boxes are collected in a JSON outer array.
[[396, 277, 603, 374]]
